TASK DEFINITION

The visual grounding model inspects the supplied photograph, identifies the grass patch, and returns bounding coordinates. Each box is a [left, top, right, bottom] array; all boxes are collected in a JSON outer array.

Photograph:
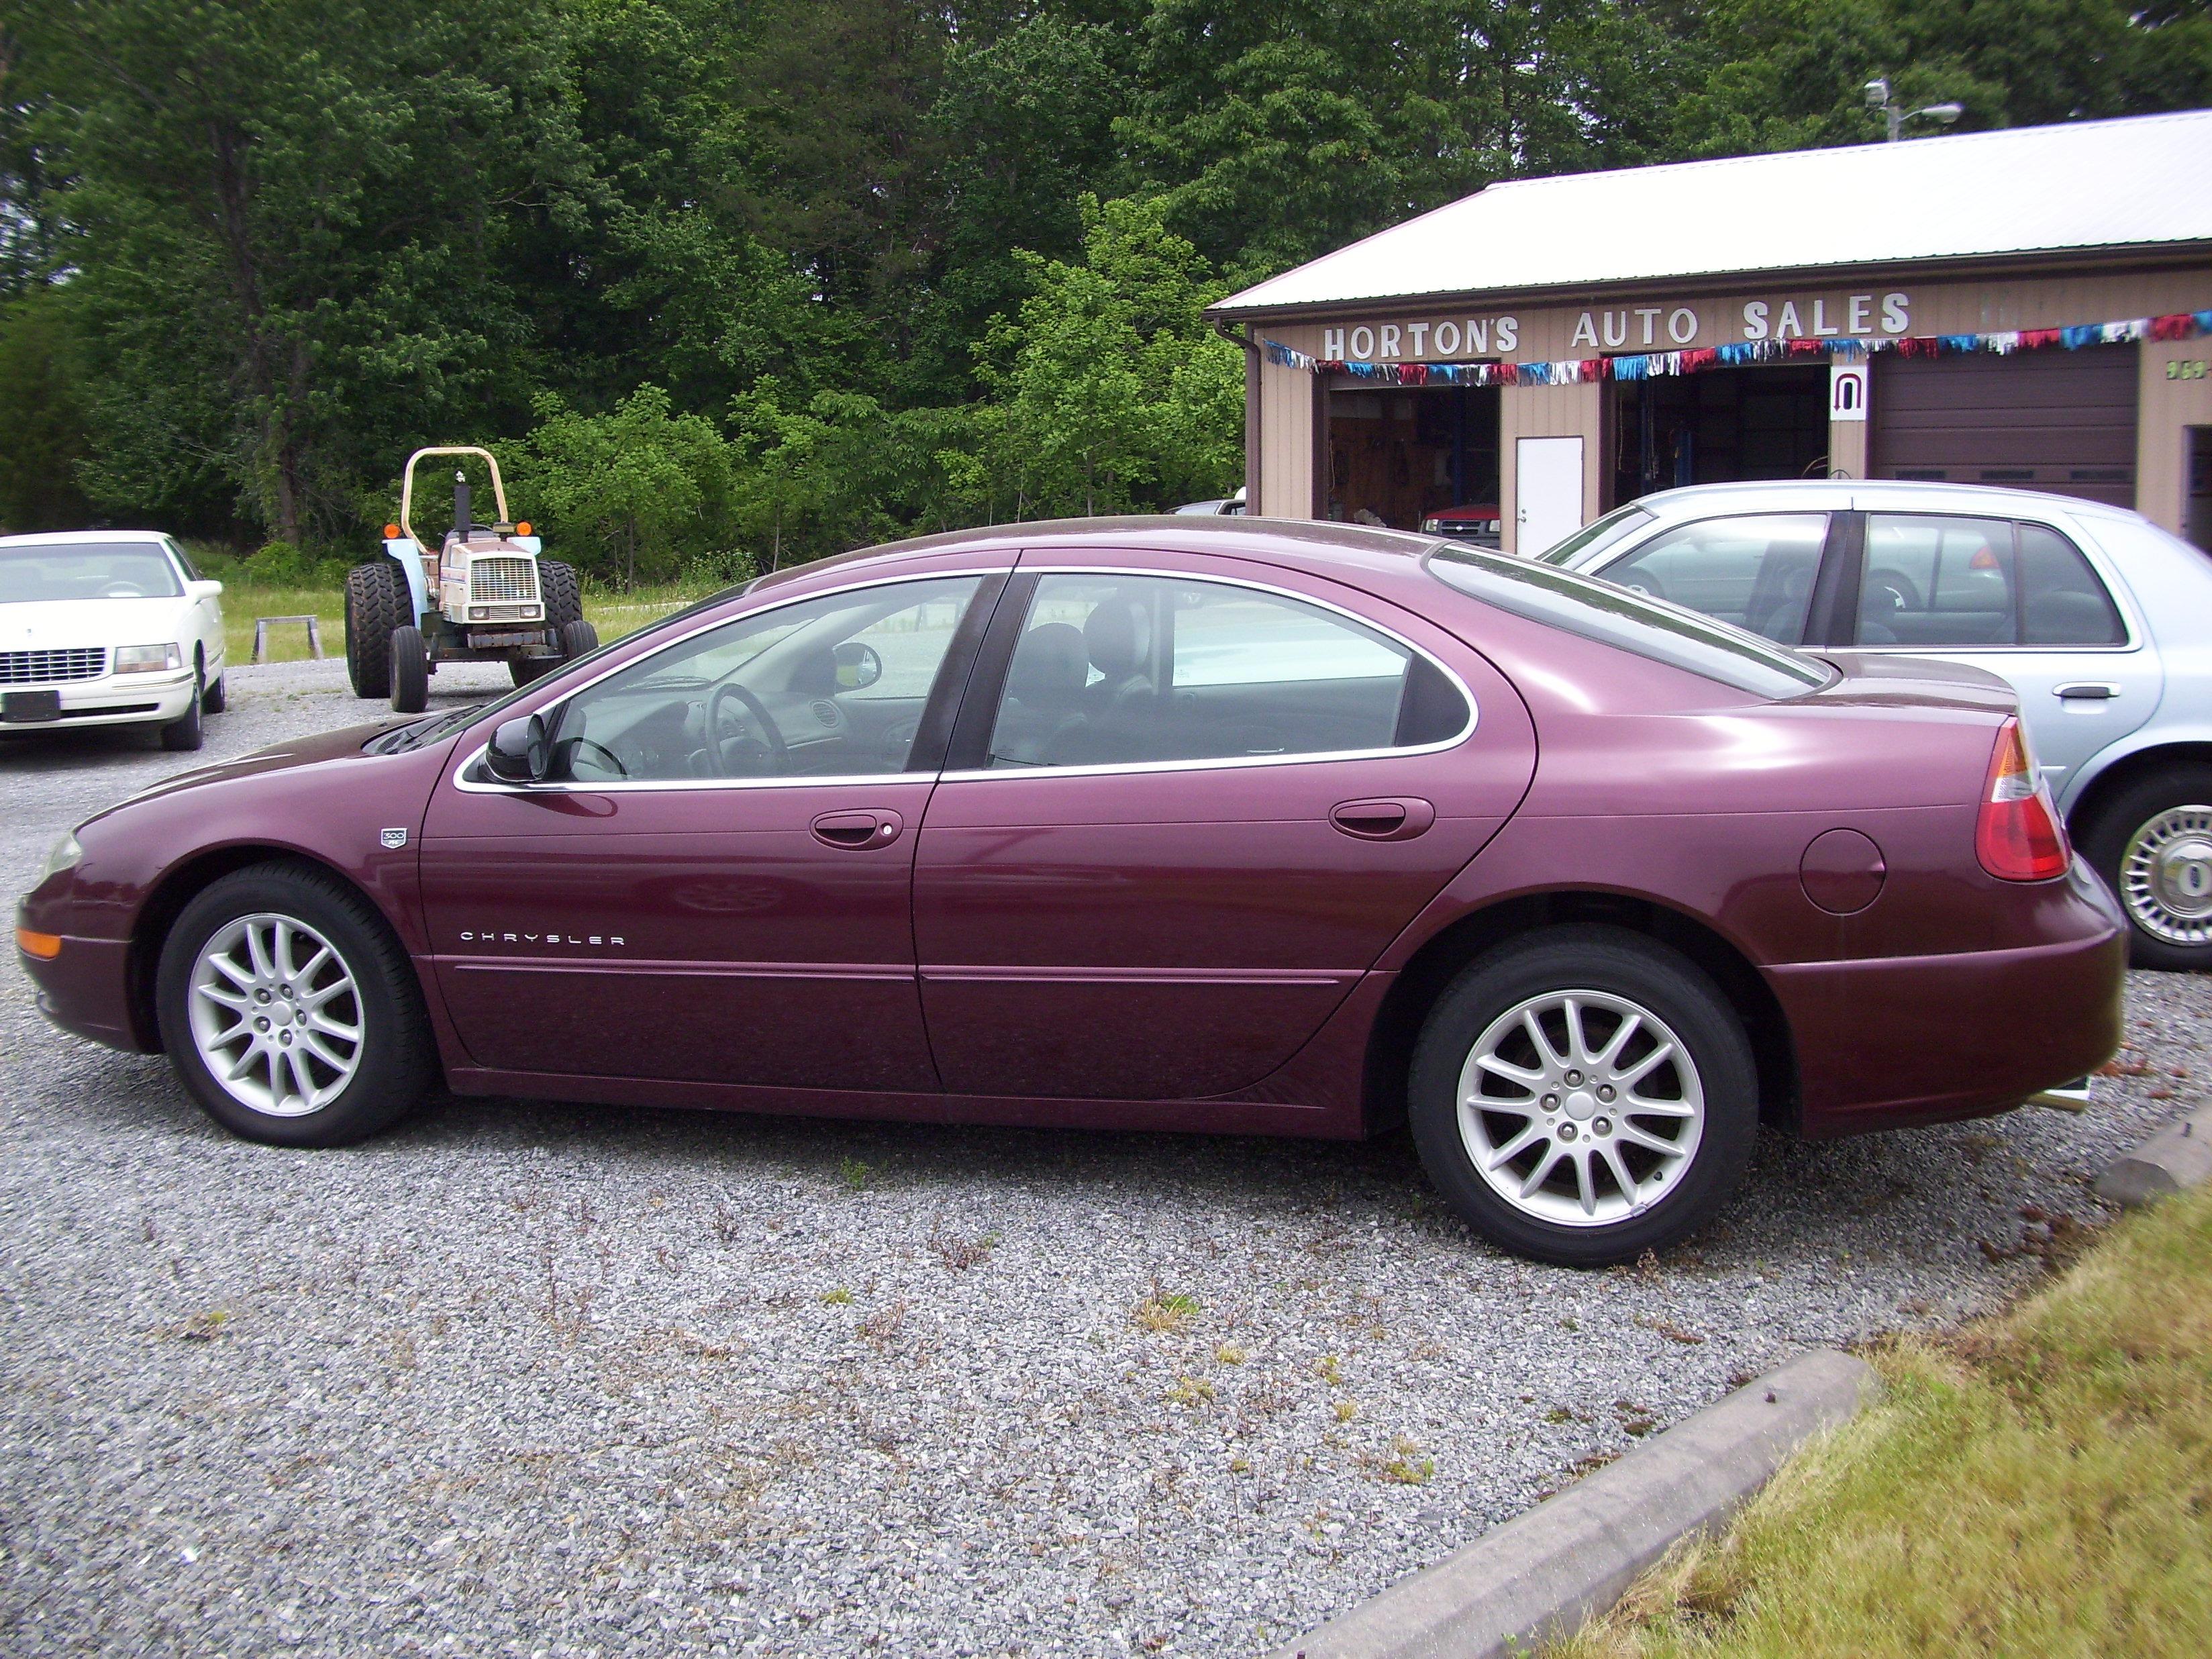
[[1551, 1181, 2212, 1659], [212, 576, 716, 666]]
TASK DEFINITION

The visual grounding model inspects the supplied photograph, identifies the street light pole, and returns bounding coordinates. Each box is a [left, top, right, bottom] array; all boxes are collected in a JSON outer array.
[[1864, 77, 1964, 141]]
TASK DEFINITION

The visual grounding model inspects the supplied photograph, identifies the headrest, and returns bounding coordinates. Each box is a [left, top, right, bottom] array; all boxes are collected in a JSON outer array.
[[1007, 622, 1087, 701], [1085, 600, 1148, 677]]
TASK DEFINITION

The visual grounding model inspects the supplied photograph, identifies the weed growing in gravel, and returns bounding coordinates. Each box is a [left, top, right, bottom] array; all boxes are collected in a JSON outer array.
[[1334, 1399, 1358, 1423], [820, 1287, 854, 1305], [1164, 1376, 1215, 1409], [1379, 1435, 1434, 1485], [1315, 1354, 1344, 1386], [839, 1158, 873, 1192], [1214, 1342, 1246, 1365], [931, 1231, 997, 1272], [1134, 1291, 1200, 1333], [857, 1299, 908, 1349], [711, 1206, 741, 1246], [167, 1308, 230, 1342]]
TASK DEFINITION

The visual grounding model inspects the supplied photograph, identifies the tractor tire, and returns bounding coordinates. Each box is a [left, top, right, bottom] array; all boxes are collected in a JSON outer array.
[[559, 618, 599, 660], [389, 625, 428, 715], [540, 560, 582, 630], [345, 562, 409, 699]]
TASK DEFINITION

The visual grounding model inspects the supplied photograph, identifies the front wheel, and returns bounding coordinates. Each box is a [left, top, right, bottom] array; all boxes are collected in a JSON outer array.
[[2082, 765, 2212, 970], [389, 624, 428, 714], [158, 664, 205, 751], [154, 864, 434, 1147], [1408, 926, 1759, 1267]]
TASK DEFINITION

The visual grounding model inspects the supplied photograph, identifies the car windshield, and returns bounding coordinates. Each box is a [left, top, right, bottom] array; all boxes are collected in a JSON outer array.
[[1534, 503, 1656, 566], [0, 542, 183, 603], [1426, 544, 1833, 698]]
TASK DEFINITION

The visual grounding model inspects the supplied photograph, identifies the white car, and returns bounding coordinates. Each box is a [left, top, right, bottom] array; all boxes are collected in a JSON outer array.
[[0, 532, 226, 751]]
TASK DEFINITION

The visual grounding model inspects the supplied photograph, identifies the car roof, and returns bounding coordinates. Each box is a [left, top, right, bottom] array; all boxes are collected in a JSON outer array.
[[748, 514, 1443, 592], [1621, 478, 2146, 525], [0, 530, 174, 547]]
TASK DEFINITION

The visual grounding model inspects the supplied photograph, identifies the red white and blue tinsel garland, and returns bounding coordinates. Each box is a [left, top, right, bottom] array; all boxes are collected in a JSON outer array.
[[1260, 311, 2212, 387]]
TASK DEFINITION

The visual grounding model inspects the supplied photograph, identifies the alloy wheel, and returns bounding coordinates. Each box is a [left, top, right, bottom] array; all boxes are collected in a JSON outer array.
[[1454, 989, 1705, 1227], [186, 912, 364, 1117]]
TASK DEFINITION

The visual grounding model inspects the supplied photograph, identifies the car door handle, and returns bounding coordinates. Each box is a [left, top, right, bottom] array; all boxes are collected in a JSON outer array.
[[2053, 683, 2120, 701], [811, 809, 903, 849], [1329, 797, 1436, 841]]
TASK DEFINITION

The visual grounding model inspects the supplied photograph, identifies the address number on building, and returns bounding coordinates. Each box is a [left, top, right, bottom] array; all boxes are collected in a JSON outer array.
[[2168, 359, 2207, 381]]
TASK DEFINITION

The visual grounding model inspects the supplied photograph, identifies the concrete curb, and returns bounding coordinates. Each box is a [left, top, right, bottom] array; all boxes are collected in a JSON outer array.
[[1270, 1349, 1878, 1659], [2096, 1102, 2212, 1208]]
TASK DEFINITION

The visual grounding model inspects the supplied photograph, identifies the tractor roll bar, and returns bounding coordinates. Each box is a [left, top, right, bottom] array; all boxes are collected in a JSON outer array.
[[397, 446, 513, 552]]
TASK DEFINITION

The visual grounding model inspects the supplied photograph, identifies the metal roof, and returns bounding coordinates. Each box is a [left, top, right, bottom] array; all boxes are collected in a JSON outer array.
[[1211, 109, 2212, 317]]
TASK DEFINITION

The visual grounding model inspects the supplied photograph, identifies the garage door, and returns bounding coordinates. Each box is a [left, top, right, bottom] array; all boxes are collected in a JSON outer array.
[[1870, 343, 2138, 509]]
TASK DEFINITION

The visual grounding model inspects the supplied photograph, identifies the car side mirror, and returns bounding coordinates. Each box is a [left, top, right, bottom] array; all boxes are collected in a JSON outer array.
[[833, 642, 883, 691], [485, 713, 552, 784], [188, 579, 224, 599]]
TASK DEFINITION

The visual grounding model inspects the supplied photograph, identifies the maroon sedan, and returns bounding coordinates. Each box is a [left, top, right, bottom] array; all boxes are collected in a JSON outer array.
[[17, 519, 2124, 1265]]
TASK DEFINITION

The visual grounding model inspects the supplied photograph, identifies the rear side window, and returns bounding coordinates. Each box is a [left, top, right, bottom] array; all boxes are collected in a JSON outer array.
[[985, 574, 1467, 769], [1595, 513, 1828, 645], [1858, 515, 2123, 648]]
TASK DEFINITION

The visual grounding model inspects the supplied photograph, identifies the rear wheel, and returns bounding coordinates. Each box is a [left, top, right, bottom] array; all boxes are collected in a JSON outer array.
[[2082, 764, 2212, 970], [154, 864, 433, 1147], [559, 617, 598, 660], [389, 625, 428, 714], [540, 560, 581, 630], [345, 562, 409, 699], [1408, 926, 1758, 1267]]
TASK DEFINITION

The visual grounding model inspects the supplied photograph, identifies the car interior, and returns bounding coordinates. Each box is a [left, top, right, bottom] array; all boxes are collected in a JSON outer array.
[[986, 575, 1436, 768], [547, 577, 980, 783], [1856, 514, 2125, 648], [1597, 513, 1828, 644]]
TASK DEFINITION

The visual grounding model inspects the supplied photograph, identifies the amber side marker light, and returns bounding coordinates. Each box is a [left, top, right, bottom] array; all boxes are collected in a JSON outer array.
[[15, 928, 62, 959], [383, 523, 401, 540], [515, 521, 532, 536]]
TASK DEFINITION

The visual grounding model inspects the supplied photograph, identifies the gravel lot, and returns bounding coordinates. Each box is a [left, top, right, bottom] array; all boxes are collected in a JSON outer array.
[[1, 659, 2201, 1657]]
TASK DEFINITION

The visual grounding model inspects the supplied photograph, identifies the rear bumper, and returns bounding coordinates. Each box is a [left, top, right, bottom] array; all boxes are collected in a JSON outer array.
[[1771, 864, 2125, 1139], [18, 934, 149, 1051]]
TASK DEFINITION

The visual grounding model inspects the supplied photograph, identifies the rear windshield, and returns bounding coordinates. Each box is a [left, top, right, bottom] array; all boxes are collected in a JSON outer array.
[[0, 541, 184, 603], [1426, 544, 1832, 699]]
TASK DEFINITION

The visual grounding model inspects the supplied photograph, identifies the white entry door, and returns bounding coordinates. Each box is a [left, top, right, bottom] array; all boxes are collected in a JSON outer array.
[[1515, 436, 1585, 557]]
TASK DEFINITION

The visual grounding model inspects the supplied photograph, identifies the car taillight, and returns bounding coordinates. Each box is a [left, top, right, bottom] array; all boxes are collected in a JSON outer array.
[[1976, 717, 2068, 881]]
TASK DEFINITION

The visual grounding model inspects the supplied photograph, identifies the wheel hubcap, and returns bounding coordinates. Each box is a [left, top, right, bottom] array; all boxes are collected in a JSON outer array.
[[187, 913, 363, 1117], [2119, 806, 2212, 946], [1455, 991, 1705, 1228]]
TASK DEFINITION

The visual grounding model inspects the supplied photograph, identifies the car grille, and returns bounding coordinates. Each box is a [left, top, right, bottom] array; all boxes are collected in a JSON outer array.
[[467, 558, 538, 603], [0, 647, 107, 685]]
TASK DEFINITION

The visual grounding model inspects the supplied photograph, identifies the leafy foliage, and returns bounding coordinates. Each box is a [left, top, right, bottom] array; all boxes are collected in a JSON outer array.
[[1, 0, 2205, 573]]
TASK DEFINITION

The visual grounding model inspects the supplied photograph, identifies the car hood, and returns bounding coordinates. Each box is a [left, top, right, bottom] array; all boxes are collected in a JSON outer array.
[[87, 719, 415, 820], [0, 597, 191, 650]]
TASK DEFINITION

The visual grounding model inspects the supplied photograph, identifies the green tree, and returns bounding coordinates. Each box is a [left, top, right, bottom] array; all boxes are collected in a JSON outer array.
[[11, 0, 595, 546], [519, 383, 733, 585], [0, 287, 92, 532]]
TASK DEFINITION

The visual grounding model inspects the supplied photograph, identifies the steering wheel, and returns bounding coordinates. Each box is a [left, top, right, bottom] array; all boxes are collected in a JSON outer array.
[[100, 581, 147, 598], [1864, 567, 1922, 614], [1610, 564, 1668, 603], [881, 717, 921, 767], [566, 736, 630, 780], [707, 682, 788, 776]]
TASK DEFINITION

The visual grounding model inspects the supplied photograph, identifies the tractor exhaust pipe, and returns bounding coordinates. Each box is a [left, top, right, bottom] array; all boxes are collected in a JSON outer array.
[[452, 470, 470, 540]]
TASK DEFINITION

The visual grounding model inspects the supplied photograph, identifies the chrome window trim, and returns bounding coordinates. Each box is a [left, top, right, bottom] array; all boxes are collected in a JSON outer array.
[[947, 562, 1477, 781], [452, 566, 1009, 796], [452, 561, 1477, 794]]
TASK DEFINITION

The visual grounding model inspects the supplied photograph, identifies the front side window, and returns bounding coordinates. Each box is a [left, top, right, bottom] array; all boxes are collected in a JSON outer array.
[[544, 574, 983, 783], [1596, 513, 1829, 645], [0, 541, 185, 603], [985, 574, 1463, 769], [1857, 515, 2124, 648]]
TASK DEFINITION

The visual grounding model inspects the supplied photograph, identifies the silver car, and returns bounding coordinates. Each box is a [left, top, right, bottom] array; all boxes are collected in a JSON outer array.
[[1539, 479, 2212, 969]]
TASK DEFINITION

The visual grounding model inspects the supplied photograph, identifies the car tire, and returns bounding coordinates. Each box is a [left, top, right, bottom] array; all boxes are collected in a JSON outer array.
[[540, 560, 582, 631], [508, 652, 554, 688], [389, 625, 428, 714], [154, 864, 434, 1148], [2080, 764, 2212, 970], [344, 561, 409, 699], [202, 672, 226, 714], [1407, 925, 1760, 1268], [559, 617, 598, 660], [158, 664, 205, 751]]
